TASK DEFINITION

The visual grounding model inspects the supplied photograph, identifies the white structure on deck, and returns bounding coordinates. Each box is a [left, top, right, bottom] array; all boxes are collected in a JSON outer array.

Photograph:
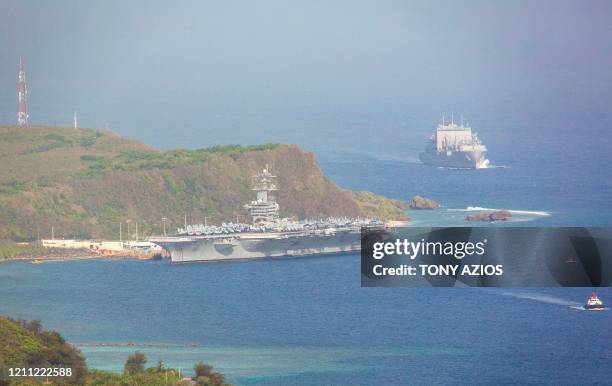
[[244, 167, 280, 223], [434, 119, 485, 153]]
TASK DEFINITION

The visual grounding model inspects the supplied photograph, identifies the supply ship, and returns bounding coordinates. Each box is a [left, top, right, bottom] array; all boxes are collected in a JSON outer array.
[[149, 167, 385, 262], [419, 116, 489, 169]]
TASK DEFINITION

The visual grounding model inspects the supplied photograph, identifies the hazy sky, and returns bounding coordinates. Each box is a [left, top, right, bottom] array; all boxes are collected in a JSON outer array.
[[1, 0, 611, 151]]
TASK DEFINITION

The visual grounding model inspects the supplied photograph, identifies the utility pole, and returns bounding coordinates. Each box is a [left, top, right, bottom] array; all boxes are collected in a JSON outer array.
[[162, 217, 167, 236], [51, 225, 54, 241], [119, 222, 122, 243], [126, 220, 131, 242], [184, 213, 187, 229]]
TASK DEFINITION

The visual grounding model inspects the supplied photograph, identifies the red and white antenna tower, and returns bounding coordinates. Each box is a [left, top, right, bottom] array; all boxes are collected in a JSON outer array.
[[17, 57, 29, 126]]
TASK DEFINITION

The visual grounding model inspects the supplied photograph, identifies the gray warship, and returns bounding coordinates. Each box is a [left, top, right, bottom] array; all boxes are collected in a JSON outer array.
[[419, 116, 489, 169], [149, 167, 385, 262]]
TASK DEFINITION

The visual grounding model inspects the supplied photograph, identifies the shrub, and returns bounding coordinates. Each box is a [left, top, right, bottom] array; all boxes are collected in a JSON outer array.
[[124, 351, 147, 375], [80, 154, 102, 161], [44, 133, 65, 141], [194, 362, 213, 378]]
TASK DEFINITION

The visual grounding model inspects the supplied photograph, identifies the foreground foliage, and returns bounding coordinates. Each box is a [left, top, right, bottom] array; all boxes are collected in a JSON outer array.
[[0, 317, 87, 384], [0, 317, 229, 385]]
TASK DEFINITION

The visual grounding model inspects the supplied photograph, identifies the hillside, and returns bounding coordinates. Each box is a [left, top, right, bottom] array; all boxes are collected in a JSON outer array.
[[0, 316, 87, 384], [0, 125, 407, 241]]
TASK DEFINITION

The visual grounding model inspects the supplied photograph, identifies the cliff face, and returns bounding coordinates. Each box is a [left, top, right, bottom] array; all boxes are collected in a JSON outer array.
[[0, 125, 407, 240]]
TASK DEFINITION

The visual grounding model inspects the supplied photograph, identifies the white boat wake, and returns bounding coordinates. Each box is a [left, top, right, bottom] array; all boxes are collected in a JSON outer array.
[[447, 206, 551, 217], [475, 159, 490, 169], [569, 306, 610, 311], [501, 291, 581, 307], [432, 160, 509, 170], [377, 154, 422, 163], [481, 164, 509, 169]]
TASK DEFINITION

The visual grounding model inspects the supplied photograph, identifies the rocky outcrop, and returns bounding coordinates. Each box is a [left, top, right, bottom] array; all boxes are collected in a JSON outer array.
[[409, 195, 439, 209], [466, 210, 512, 222]]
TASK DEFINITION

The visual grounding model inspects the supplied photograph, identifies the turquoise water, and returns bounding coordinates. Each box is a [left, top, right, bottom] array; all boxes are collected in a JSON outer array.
[[0, 257, 610, 384]]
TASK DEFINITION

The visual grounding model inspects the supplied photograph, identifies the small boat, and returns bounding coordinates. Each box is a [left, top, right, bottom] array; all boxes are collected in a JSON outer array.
[[584, 292, 606, 310]]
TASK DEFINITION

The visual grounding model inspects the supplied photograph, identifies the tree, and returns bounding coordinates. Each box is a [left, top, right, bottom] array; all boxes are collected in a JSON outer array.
[[209, 372, 225, 386], [193, 362, 225, 386], [194, 362, 213, 378], [124, 351, 146, 375], [23, 319, 43, 333], [153, 359, 166, 373]]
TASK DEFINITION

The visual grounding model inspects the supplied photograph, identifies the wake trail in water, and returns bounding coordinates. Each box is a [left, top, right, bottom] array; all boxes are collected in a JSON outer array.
[[447, 206, 551, 216], [376, 154, 421, 163], [432, 160, 509, 170], [501, 291, 581, 307], [483, 165, 510, 169], [477, 160, 509, 170]]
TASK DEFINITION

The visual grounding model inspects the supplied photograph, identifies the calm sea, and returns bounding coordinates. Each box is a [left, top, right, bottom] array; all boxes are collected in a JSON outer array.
[[1, 120, 612, 384], [1, 257, 610, 384], [316, 113, 612, 228]]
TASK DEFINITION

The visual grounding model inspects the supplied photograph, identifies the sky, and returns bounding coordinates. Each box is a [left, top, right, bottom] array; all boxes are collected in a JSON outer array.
[[1, 0, 611, 152]]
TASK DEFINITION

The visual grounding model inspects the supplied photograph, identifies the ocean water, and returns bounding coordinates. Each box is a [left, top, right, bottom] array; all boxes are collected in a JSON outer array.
[[0, 257, 610, 385], [316, 115, 612, 228], [2, 118, 612, 384]]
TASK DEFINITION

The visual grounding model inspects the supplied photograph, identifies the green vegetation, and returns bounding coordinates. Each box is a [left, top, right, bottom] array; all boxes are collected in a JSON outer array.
[[0, 125, 407, 241], [193, 361, 225, 386], [0, 242, 45, 260], [0, 317, 87, 384], [86, 354, 228, 386], [79, 145, 284, 175], [123, 351, 146, 375], [0, 316, 230, 385]]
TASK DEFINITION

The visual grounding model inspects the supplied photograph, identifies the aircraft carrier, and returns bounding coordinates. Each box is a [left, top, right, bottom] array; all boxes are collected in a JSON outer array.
[[419, 116, 489, 169], [149, 167, 385, 262]]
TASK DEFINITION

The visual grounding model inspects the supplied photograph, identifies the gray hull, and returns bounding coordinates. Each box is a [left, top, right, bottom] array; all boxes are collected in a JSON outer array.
[[151, 229, 361, 262], [419, 149, 487, 169]]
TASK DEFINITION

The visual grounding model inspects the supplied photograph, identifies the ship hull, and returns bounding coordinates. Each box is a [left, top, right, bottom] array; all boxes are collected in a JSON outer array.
[[151, 229, 361, 262], [584, 304, 606, 310], [419, 149, 488, 169]]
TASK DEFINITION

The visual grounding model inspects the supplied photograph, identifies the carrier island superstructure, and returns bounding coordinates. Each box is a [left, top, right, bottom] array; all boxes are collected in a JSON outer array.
[[149, 167, 385, 262], [419, 116, 489, 169]]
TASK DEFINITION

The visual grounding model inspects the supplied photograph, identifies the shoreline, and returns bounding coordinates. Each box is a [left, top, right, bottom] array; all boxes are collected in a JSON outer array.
[[75, 342, 201, 348], [1, 255, 136, 265], [0, 246, 162, 264]]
